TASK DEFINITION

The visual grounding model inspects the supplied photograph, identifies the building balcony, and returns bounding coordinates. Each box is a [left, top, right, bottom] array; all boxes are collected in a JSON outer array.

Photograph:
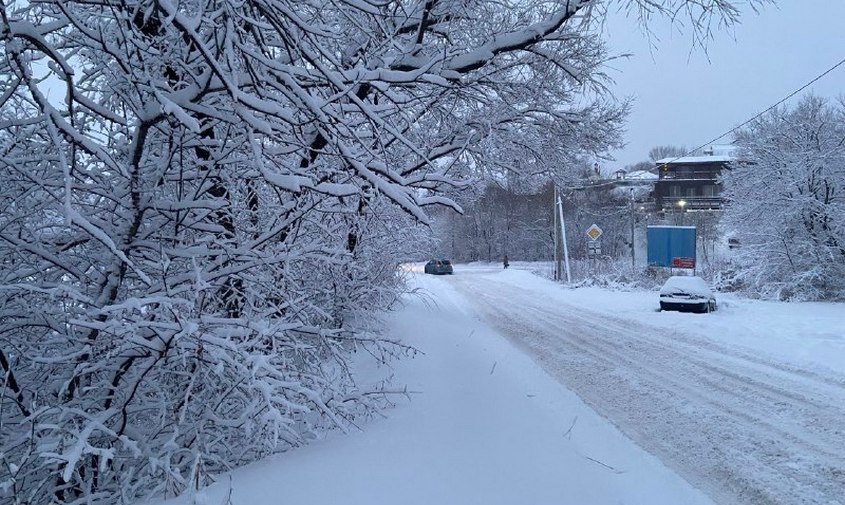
[[665, 196, 723, 211], [658, 169, 720, 181]]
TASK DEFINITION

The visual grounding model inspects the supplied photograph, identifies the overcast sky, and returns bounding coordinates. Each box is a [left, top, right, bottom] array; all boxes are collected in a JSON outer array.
[[601, 0, 845, 170]]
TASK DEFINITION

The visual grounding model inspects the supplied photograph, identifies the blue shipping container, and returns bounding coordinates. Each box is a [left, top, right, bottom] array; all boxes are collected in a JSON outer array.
[[647, 226, 696, 268]]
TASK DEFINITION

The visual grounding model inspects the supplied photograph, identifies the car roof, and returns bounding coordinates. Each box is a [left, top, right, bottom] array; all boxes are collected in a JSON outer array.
[[660, 276, 713, 296]]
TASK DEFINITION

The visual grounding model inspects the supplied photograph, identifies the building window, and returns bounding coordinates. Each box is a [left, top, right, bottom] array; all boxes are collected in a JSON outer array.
[[669, 185, 682, 197], [686, 187, 697, 197], [702, 185, 718, 197]]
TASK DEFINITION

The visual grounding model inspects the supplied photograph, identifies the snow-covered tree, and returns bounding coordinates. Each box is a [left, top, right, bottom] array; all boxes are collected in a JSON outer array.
[[723, 95, 845, 300], [433, 183, 557, 262], [0, 0, 770, 503]]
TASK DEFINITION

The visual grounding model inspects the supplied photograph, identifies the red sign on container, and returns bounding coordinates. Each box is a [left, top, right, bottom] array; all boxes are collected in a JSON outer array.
[[671, 257, 695, 268]]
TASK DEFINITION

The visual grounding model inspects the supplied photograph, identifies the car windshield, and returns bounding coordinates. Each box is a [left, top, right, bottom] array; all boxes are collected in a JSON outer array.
[[660, 276, 712, 296]]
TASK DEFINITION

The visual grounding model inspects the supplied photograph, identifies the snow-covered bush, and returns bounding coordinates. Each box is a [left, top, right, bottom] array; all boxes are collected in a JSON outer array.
[[566, 260, 678, 290], [0, 0, 768, 503], [722, 95, 845, 301]]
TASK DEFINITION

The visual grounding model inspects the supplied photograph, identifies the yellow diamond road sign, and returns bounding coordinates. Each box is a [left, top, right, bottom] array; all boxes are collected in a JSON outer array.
[[586, 224, 603, 241]]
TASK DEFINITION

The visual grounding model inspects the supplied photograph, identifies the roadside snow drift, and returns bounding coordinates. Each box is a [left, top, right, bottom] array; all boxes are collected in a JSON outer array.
[[151, 268, 716, 505]]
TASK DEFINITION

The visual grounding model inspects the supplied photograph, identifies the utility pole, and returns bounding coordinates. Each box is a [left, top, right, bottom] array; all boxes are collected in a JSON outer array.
[[630, 187, 636, 270], [554, 186, 561, 280], [557, 191, 572, 284]]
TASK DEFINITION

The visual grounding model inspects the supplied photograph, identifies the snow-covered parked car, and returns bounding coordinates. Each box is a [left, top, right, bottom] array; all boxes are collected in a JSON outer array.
[[659, 276, 717, 313]]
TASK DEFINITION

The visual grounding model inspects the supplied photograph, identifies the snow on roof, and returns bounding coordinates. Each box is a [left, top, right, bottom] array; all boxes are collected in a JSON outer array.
[[655, 155, 733, 165], [656, 144, 738, 165], [626, 170, 658, 180]]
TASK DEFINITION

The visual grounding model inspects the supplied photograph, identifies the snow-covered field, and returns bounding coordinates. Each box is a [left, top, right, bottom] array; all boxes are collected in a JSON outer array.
[[153, 263, 845, 505]]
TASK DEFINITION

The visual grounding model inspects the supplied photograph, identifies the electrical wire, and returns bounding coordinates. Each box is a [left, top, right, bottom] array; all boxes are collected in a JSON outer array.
[[662, 55, 845, 165], [568, 55, 845, 190]]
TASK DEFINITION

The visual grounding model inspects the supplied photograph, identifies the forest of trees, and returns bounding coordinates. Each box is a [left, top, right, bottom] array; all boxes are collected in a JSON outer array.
[[0, 1, 778, 504], [431, 178, 639, 264]]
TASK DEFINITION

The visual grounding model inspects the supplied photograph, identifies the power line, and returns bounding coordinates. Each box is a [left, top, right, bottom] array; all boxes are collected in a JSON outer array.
[[663, 55, 845, 165]]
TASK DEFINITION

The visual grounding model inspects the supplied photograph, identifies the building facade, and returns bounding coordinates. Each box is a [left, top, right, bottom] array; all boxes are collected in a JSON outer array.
[[654, 154, 732, 213]]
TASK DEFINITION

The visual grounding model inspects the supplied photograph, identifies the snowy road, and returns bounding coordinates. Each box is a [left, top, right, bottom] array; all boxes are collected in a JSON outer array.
[[445, 268, 845, 505]]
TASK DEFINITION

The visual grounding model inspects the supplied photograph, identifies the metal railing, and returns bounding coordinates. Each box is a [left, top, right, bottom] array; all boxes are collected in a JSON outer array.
[[665, 196, 723, 210], [659, 170, 720, 180]]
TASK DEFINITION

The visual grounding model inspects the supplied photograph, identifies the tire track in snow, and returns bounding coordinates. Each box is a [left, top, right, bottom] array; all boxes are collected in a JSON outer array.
[[447, 273, 845, 505]]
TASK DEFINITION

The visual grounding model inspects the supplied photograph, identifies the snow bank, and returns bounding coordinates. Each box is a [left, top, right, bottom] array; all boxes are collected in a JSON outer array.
[[146, 270, 714, 505]]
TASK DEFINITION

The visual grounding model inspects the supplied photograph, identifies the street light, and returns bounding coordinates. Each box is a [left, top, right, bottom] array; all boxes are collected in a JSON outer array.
[[677, 199, 686, 225]]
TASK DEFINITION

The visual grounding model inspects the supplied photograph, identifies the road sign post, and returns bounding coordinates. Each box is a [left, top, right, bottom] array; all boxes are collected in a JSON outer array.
[[586, 224, 603, 241]]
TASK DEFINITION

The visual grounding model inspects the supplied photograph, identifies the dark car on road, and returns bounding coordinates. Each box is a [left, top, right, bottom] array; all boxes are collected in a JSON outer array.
[[424, 259, 454, 275], [659, 275, 717, 313]]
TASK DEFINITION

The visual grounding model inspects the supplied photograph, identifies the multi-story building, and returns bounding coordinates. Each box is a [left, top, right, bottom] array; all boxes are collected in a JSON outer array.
[[654, 147, 736, 213]]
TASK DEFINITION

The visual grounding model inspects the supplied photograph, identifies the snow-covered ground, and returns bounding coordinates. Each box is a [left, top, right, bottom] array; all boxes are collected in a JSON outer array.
[[445, 264, 845, 505], [152, 263, 845, 505], [471, 261, 845, 372]]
